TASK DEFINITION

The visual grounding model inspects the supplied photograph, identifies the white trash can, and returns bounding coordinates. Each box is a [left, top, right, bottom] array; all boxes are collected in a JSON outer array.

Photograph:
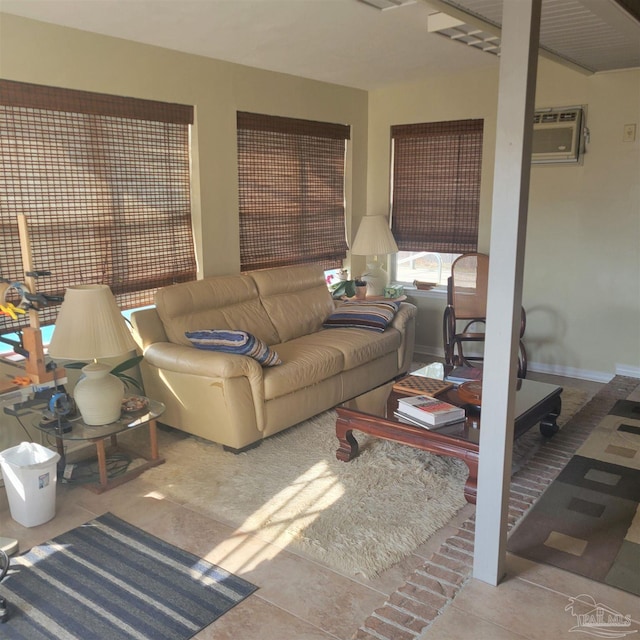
[[0, 442, 61, 528]]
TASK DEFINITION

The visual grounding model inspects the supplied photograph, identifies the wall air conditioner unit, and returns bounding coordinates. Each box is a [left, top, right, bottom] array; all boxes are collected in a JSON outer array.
[[532, 106, 586, 164]]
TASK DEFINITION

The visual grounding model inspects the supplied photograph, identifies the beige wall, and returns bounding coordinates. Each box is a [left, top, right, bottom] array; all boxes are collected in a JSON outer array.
[[1, 14, 638, 383], [0, 14, 369, 279], [368, 60, 640, 381]]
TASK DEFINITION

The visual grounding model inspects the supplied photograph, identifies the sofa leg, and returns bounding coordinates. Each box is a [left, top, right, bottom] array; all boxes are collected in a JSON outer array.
[[223, 441, 262, 454]]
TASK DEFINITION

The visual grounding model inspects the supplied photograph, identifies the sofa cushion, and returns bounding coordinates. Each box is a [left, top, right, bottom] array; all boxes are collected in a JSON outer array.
[[250, 264, 336, 342], [262, 337, 344, 400], [185, 329, 282, 366], [323, 300, 400, 332], [155, 275, 280, 346], [296, 327, 401, 371]]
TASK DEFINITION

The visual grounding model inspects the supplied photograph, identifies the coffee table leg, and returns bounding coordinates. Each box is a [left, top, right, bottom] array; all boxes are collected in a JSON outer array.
[[540, 396, 562, 437], [463, 457, 478, 504], [336, 415, 359, 462]]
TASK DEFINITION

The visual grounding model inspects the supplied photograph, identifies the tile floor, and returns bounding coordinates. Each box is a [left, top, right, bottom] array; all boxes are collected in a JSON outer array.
[[1, 372, 638, 640], [418, 372, 640, 640]]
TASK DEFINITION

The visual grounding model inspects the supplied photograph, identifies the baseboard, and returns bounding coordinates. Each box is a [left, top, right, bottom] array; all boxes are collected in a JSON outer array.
[[412, 344, 632, 383], [528, 362, 613, 384], [414, 345, 445, 360], [615, 363, 640, 379]]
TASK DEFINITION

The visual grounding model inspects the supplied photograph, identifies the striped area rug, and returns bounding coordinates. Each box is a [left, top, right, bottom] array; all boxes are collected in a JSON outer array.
[[0, 512, 257, 639]]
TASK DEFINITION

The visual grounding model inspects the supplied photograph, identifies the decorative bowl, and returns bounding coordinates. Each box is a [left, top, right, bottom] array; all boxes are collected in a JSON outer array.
[[413, 281, 438, 291], [458, 381, 482, 407], [121, 396, 149, 413]]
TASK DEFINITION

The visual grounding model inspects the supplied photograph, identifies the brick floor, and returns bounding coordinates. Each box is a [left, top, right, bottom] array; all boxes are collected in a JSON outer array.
[[352, 375, 640, 640]]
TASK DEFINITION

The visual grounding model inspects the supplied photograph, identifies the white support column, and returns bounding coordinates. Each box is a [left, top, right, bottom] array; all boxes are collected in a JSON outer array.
[[473, 0, 541, 585]]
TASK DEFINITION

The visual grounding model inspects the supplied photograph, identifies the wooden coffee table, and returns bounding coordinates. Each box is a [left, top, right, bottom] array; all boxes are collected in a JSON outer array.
[[336, 378, 562, 504]]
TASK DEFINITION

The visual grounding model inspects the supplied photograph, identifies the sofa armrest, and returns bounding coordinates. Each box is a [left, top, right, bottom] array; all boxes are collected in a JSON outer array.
[[144, 342, 263, 379], [143, 342, 267, 430], [391, 302, 417, 331], [391, 302, 417, 372], [130, 307, 168, 350]]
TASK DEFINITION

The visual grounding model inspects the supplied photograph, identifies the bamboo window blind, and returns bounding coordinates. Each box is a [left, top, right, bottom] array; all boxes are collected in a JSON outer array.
[[237, 112, 350, 272], [0, 80, 197, 334], [390, 119, 484, 254]]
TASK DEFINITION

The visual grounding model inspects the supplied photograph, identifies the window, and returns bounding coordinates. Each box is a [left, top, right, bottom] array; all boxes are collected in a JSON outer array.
[[0, 80, 197, 335], [237, 112, 350, 272], [390, 119, 484, 287]]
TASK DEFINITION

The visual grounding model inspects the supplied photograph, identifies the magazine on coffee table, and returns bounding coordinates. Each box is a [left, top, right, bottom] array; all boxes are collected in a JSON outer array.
[[393, 410, 466, 430], [444, 366, 483, 386], [397, 394, 466, 426]]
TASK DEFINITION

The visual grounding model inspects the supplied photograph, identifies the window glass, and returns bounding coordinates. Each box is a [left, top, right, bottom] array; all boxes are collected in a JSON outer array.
[[394, 251, 460, 288]]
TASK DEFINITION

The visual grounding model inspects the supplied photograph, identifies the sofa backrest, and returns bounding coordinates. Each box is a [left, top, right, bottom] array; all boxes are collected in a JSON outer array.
[[250, 264, 335, 343], [155, 274, 280, 346]]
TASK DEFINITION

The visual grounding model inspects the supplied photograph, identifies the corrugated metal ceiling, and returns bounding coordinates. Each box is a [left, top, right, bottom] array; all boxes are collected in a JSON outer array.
[[437, 0, 640, 72]]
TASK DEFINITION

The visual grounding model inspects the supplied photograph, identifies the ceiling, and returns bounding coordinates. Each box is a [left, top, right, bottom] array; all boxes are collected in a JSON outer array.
[[1, 0, 639, 90]]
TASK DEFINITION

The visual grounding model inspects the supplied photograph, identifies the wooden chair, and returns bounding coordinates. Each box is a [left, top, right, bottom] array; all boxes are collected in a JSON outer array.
[[443, 253, 527, 378]]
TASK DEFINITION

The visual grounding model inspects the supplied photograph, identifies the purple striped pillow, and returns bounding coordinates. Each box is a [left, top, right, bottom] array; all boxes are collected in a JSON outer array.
[[323, 301, 400, 333], [185, 329, 281, 366]]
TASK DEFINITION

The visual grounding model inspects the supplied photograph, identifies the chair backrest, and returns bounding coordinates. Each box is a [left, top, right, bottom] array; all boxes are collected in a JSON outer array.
[[448, 253, 489, 319]]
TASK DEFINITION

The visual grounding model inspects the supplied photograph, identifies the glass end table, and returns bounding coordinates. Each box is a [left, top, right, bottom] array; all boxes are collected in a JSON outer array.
[[33, 396, 166, 494]]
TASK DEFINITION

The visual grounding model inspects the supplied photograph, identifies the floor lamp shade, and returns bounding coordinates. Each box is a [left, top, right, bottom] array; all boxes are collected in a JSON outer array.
[[351, 215, 399, 296], [48, 285, 137, 425]]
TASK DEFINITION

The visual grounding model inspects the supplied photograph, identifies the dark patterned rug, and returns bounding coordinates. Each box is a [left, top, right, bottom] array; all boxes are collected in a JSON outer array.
[[0, 512, 257, 638], [507, 397, 640, 595]]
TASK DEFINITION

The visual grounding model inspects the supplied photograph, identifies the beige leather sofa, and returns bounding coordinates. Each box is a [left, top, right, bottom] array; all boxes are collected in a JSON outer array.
[[130, 264, 416, 451]]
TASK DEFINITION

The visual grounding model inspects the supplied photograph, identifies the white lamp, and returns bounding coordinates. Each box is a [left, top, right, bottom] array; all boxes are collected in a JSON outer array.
[[48, 285, 137, 425], [350, 215, 399, 296]]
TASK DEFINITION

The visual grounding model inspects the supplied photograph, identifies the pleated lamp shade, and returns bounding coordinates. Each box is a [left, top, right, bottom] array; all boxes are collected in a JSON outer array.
[[48, 284, 136, 361], [48, 285, 137, 425], [350, 215, 398, 257], [350, 216, 398, 296]]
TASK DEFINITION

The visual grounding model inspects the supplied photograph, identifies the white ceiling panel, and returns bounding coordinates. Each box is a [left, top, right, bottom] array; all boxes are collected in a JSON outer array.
[[1, 0, 638, 89]]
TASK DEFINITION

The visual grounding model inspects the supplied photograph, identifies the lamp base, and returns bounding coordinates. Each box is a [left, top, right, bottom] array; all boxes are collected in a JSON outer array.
[[74, 363, 124, 425], [364, 262, 390, 297]]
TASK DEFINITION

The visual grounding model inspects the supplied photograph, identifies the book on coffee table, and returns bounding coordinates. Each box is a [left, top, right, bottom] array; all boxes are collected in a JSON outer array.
[[397, 394, 466, 426], [444, 366, 483, 386], [393, 410, 465, 430]]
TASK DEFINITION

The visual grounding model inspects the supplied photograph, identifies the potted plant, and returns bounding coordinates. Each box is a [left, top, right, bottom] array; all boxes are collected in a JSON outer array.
[[329, 279, 355, 299], [354, 278, 367, 299], [329, 276, 368, 299]]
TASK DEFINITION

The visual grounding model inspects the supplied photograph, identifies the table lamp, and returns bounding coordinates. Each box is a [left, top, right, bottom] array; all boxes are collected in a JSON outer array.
[[48, 285, 137, 425], [350, 215, 399, 296]]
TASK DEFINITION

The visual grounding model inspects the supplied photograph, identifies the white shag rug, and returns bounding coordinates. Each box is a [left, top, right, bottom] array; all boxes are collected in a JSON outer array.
[[143, 411, 467, 578], [141, 386, 588, 579]]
